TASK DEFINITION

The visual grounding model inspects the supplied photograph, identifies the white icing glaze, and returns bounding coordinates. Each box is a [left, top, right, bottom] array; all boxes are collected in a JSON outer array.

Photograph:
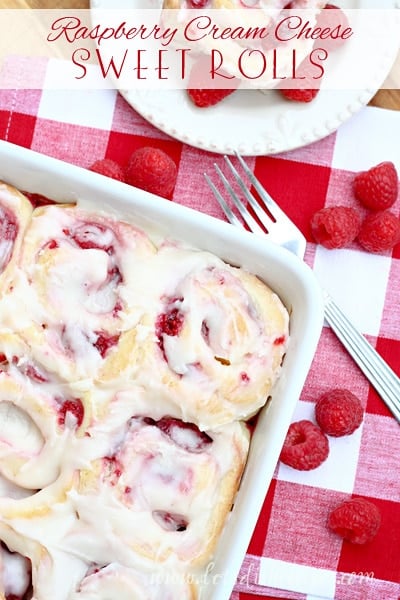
[[0, 195, 288, 599], [70, 563, 195, 600]]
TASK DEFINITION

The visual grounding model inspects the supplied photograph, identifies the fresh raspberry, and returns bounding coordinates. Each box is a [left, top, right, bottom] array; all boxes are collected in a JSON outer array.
[[310, 206, 361, 249], [353, 161, 398, 210], [126, 147, 177, 199], [328, 497, 381, 544], [187, 87, 237, 108], [279, 87, 319, 103], [89, 159, 126, 183], [186, 55, 239, 108], [315, 4, 350, 51], [279, 420, 329, 470], [357, 210, 400, 253], [315, 389, 364, 437], [279, 56, 322, 103]]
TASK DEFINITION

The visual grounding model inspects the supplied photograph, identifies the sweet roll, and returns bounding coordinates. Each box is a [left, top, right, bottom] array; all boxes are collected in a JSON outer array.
[[128, 244, 289, 429], [0, 182, 33, 296], [68, 415, 250, 567], [0, 204, 156, 383]]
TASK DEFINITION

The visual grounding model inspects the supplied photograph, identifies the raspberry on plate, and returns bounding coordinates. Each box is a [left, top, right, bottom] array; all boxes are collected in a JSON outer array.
[[353, 161, 399, 211], [279, 55, 322, 103], [315, 4, 350, 52], [279, 420, 329, 471], [279, 88, 320, 103], [187, 88, 237, 108], [186, 56, 239, 108], [328, 497, 381, 544], [310, 206, 361, 249], [89, 159, 126, 183], [357, 210, 400, 253], [315, 388, 363, 437], [126, 147, 178, 199]]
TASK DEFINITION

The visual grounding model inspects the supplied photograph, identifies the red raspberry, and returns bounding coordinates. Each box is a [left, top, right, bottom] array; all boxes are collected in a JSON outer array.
[[353, 161, 398, 210], [23, 191, 56, 207], [279, 56, 321, 103], [279, 88, 319, 103], [186, 56, 239, 108], [315, 389, 363, 437], [328, 497, 381, 544], [93, 331, 120, 358], [357, 210, 400, 253], [58, 398, 84, 428], [280, 420, 329, 470], [126, 147, 177, 199], [156, 308, 184, 337], [89, 159, 126, 183], [310, 206, 361, 249], [315, 5, 350, 51], [188, 0, 209, 7], [187, 87, 237, 108]]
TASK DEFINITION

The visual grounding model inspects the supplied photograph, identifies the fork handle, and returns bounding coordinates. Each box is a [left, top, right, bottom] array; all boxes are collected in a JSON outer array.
[[323, 292, 400, 424]]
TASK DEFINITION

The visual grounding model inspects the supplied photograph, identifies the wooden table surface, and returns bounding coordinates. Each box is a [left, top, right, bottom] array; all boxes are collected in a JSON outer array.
[[2, 0, 400, 111]]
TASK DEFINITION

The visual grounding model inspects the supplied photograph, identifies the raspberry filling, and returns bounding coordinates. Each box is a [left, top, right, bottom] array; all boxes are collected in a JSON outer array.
[[156, 307, 184, 338], [60, 326, 120, 359], [60, 224, 124, 317], [103, 455, 123, 485], [201, 319, 210, 344], [0, 206, 18, 274], [156, 417, 213, 453], [57, 398, 84, 428], [22, 191, 56, 208], [93, 331, 120, 358], [156, 301, 185, 361], [10, 356, 49, 383], [152, 510, 188, 532], [63, 222, 115, 253]]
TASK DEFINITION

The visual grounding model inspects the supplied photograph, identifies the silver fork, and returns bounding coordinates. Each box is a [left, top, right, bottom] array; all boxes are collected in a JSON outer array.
[[205, 152, 400, 424]]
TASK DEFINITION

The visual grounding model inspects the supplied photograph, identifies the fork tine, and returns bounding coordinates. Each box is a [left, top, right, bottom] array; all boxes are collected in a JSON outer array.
[[205, 153, 306, 258], [234, 151, 283, 220], [203, 173, 242, 229], [211, 163, 265, 235], [223, 156, 274, 230]]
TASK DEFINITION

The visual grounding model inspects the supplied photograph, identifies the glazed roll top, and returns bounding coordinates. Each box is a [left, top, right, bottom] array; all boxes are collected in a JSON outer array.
[[70, 563, 197, 600], [69, 416, 250, 567], [0, 182, 290, 600], [0, 204, 156, 382], [116, 244, 289, 429], [0, 182, 33, 295]]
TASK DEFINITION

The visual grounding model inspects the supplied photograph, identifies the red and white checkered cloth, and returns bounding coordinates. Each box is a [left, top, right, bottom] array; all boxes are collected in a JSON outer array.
[[0, 55, 399, 600]]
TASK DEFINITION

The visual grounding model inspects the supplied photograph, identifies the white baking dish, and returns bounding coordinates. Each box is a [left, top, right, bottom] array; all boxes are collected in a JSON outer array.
[[0, 139, 324, 599]]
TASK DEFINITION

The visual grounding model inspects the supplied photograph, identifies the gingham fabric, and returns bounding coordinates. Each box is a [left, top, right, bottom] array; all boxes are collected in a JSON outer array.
[[0, 55, 399, 600]]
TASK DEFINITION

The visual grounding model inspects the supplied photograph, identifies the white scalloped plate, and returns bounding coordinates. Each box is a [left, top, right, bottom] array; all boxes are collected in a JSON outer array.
[[91, 0, 399, 155]]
